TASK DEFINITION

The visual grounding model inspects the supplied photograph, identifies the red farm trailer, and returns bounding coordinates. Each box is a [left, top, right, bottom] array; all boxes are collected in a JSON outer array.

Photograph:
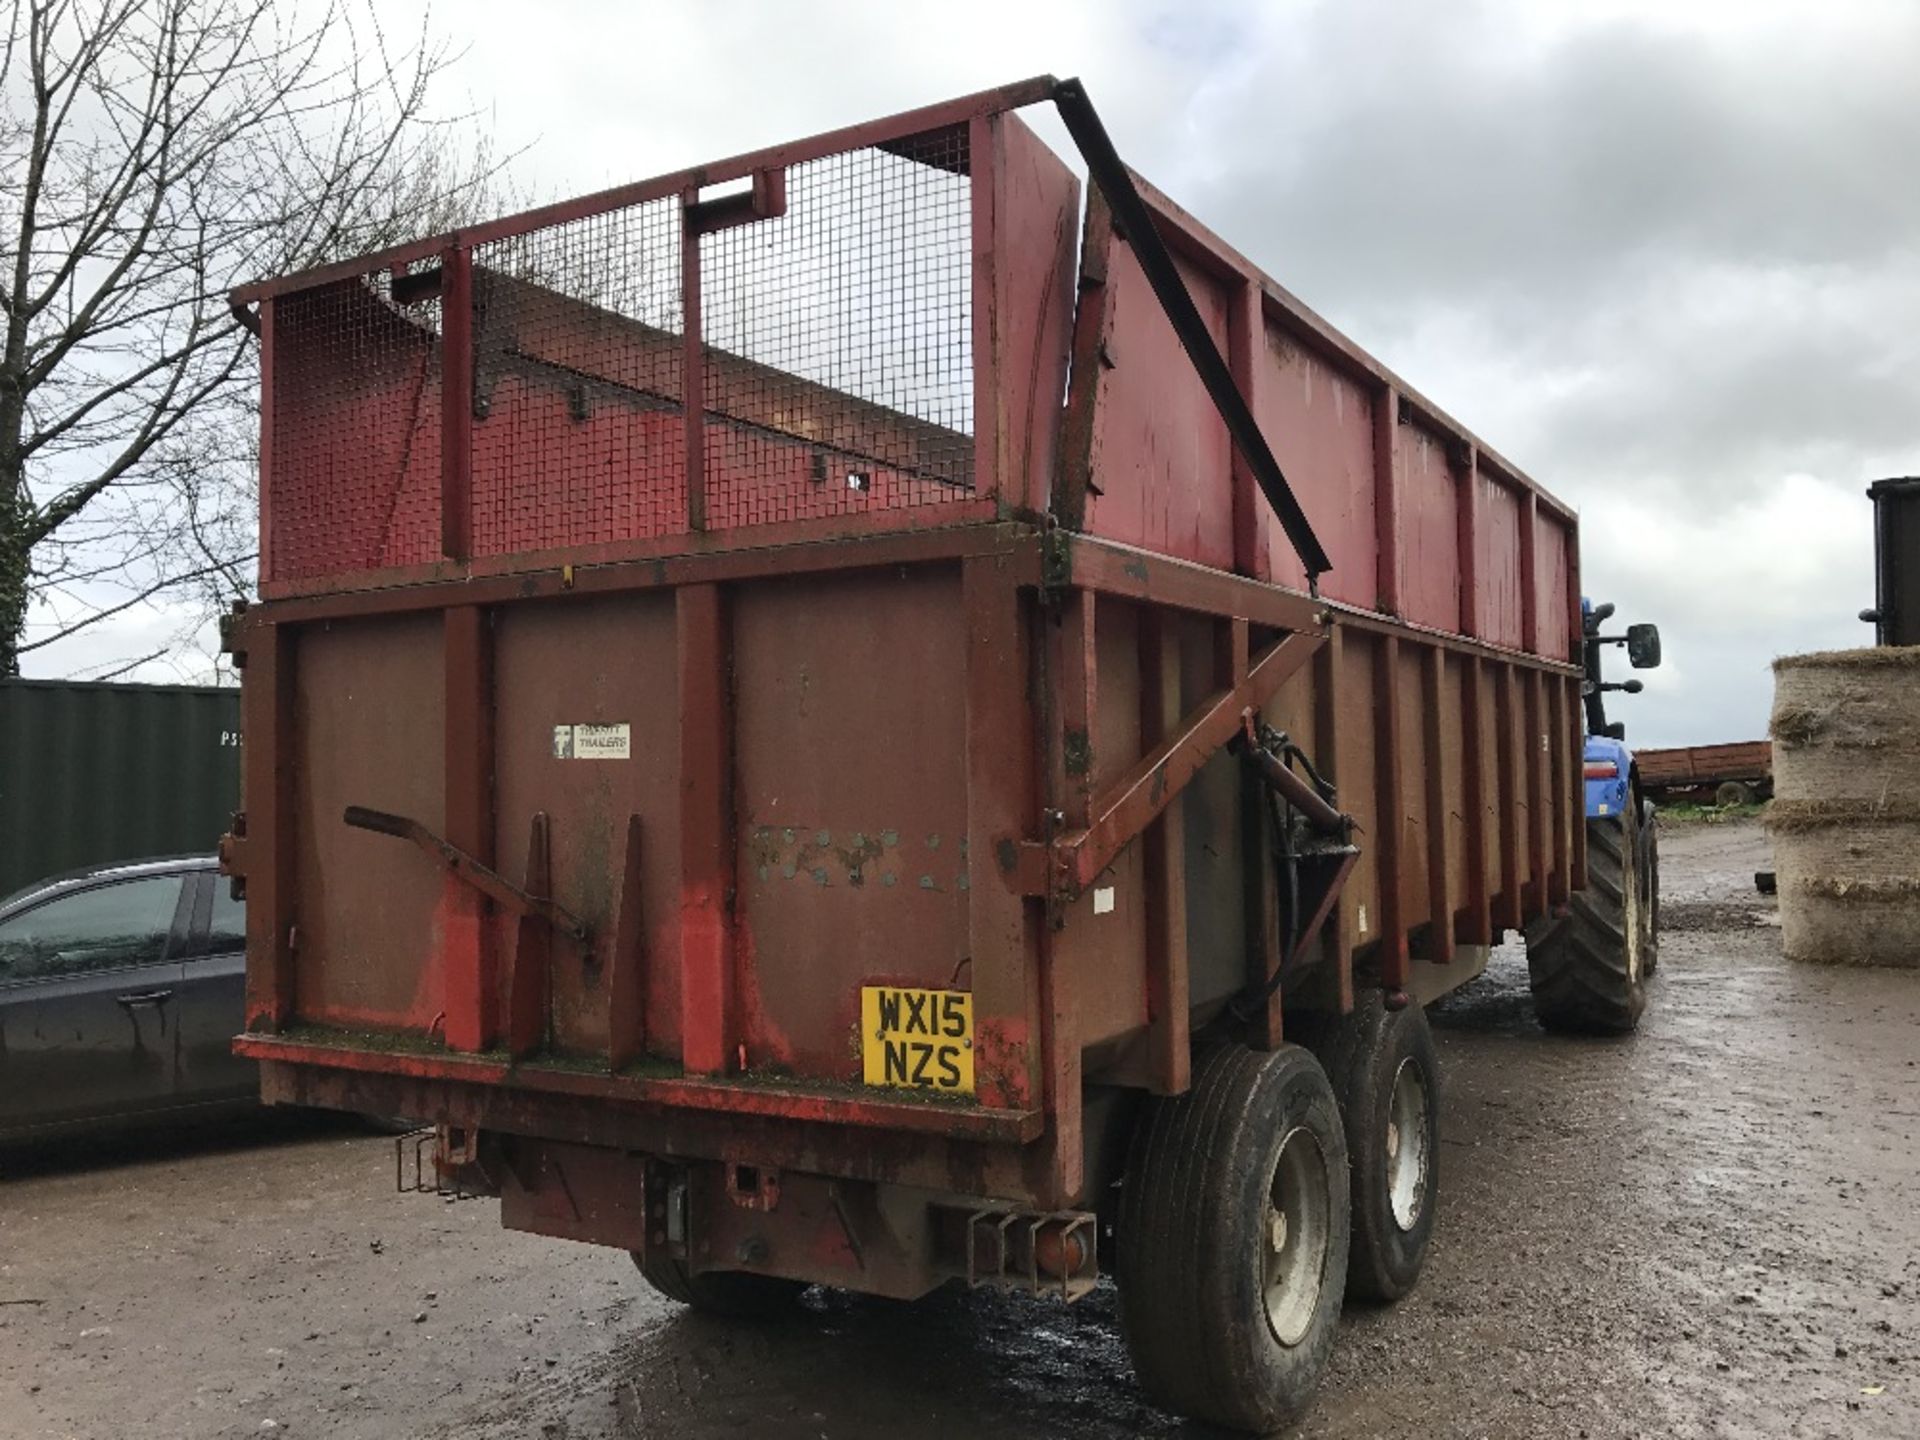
[[218, 78, 1655, 1431], [1637, 741, 1772, 808]]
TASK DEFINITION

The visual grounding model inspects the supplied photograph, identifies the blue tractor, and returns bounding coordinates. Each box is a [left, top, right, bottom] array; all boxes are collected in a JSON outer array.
[[1523, 600, 1663, 1033]]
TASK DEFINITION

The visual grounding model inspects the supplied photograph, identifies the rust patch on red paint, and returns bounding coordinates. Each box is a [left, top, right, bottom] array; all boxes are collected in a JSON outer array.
[[970, 1016, 1032, 1110], [745, 823, 953, 892]]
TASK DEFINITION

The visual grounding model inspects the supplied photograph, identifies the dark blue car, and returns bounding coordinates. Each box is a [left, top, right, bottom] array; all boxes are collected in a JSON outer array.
[[0, 856, 255, 1140]]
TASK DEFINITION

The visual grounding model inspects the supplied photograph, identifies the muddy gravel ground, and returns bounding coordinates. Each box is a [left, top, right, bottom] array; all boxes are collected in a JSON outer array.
[[2, 817, 1915, 1439]]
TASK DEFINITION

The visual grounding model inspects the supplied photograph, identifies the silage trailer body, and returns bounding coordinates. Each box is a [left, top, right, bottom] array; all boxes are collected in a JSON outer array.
[[220, 78, 1587, 1426]]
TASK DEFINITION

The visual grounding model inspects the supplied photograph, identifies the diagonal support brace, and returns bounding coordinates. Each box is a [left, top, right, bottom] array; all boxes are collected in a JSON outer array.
[[1000, 629, 1327, 899]]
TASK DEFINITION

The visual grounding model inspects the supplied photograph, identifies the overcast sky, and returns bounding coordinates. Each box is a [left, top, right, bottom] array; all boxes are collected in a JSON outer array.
[[33, 0, 1916, 747]]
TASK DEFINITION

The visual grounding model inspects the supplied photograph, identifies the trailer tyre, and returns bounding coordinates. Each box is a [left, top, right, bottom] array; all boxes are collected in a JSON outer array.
[[1116, 1043, 1350, 1433], [1320, 996, 1439, 1302], [1524, 813, 1646, 1034], [630, 1252, 807, 1319], [1715, 779, 1756, 808]]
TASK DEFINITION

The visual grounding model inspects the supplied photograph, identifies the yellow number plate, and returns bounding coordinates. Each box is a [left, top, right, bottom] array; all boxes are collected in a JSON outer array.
[[860, 986, 974, 1095]]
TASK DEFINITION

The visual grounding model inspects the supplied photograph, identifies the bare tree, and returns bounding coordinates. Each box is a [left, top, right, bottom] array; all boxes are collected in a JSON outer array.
[[0, 0, 499, 677]]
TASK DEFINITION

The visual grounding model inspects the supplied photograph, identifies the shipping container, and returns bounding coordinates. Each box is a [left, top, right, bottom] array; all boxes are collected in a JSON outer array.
[[1, 679, 240, 897], [219, 79, 1645, 1431]]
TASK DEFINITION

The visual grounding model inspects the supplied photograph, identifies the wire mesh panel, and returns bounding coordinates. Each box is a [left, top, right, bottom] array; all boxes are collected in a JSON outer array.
[[267, 275, 444, 581], [261, 122, 987, 586], [469, 198, 685, 558], [699, 125, 976, 531]]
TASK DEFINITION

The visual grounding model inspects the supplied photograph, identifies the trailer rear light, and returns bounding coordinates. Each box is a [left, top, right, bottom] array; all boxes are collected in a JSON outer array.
[[1584, 760, 1620, 780]]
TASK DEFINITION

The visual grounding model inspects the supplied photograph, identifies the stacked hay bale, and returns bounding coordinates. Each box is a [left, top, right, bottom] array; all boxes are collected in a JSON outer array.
[[1768, 646, 1920, 967]]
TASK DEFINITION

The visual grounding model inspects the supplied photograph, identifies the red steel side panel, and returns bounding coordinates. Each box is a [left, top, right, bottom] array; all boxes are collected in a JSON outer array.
[[1476, 474, 1525, 651], [1420, 647, 1457, 963], [488, 595, 684, 1060], [238, 620, 295, 1033], [730, 567, 973, 1079], [1252, 316, 1380, 608], [292, 615, 447, 1030], [1059, 597, 1151, 1055], [236, 529, 1054, 1151], [441, 606, 496, 1052], [677, 584, 732, 1076], [984, 114, 1081, 516], [1393, 639, 1433, 931], [960, 553, 1043, 1118], [1534, 505, 1575, 663], [1400, 423, 1464, 633], [1079, 241, 1236, 570], [1340, 633, 1383, 952], [1064, 172, 1580, 665]]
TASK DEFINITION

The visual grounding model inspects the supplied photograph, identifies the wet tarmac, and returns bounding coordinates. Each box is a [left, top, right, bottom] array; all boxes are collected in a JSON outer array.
[[2, 817, 1914, 1438]]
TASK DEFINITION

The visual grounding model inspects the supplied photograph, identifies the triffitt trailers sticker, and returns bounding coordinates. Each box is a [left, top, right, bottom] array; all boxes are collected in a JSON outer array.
[[552, 723, 632, 759]]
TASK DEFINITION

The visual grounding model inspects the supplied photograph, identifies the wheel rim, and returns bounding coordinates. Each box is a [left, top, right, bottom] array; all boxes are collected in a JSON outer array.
[[1262, 1125, 1331, 1347], [1385, 1057, 1431, 1232]]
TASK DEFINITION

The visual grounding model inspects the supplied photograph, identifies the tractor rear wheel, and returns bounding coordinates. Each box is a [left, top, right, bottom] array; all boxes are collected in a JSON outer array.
[[1524, 813, 1648, 1034], [1116, 1043, 1350, 1432]]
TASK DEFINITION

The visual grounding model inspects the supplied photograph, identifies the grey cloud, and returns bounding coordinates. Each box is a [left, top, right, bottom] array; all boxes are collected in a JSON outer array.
[[1103, 2, 1920, 746], [1174, 5, 1920, 327], [1133, 4, 1920, 500], [1534, 261, 1920, 504]]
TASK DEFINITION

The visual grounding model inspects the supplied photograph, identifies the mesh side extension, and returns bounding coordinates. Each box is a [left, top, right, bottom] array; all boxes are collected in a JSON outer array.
[[469, 198, 686, 557], [262, 124, 980, 583], [268, 275, 444, 580], [701, 126, 976, 530]]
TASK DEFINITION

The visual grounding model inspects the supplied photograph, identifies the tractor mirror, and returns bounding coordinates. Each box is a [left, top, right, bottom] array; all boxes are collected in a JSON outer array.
[[1627, 623, 1662, 669]]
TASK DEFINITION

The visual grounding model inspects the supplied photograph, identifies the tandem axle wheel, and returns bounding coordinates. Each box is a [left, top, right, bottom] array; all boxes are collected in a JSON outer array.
[[1115, 1043, 1350, 1433], [1318, 995, 1441, 1303]]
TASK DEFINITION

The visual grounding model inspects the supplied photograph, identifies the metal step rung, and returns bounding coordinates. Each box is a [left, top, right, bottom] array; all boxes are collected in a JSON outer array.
[[964, 1207, 1098, 1302], [393, 1124, 484, 1201]]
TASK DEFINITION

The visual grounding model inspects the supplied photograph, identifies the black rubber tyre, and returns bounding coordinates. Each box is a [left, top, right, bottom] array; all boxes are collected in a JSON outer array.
[[1716, 779, 1756, 808], [1524, 813, 1647, 1034], [1116, 1043, 1350, 1433], [1640, 801, 1661, 977], [630, 1252, 807, 1319], [1319, 996, 1439, 1303]]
